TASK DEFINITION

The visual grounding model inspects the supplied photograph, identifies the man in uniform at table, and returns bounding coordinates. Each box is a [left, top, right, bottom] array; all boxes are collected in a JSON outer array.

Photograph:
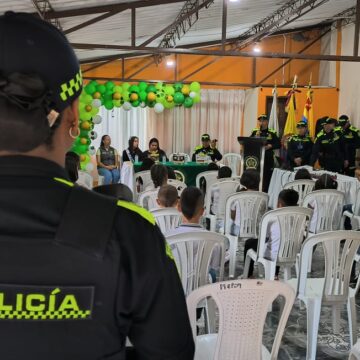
[[310, 117, 347, 173], [250, 114, 280, 192], [338, 115, 360, 176], [287, 121, 313, 169], [192, 134, 223, 162]]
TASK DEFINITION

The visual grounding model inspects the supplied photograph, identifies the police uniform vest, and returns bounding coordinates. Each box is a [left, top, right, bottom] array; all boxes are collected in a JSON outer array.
[[99, 146, 116, 166]]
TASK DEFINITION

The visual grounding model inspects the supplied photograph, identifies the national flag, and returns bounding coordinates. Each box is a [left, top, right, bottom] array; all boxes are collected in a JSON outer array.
[[284, 89, 297, 136], [268, 86, 279, 134], [301, 88, 314, 137]]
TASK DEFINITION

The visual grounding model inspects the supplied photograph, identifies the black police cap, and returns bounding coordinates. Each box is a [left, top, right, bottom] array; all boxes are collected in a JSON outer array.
[[325, 117, 337, 125], [201, 134, 210, 141], [0, 12, 82, 113], [338, 114, 349, 124], [296, 121, 307, 128], [257, 114, 268, 121]]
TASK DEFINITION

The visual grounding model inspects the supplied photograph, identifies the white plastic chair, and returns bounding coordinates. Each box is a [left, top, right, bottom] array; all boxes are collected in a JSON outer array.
[[77, 170, 93, 189], [195, 170, 219, 194], [222, 153, 242, 176], [174, 170, 186, 183], [137, 189, 158, 210], [204, 180, 240, 232], [167, 178, 187, 194], [286, 230, 360, 360], [187, 279, 295, 360], [223, 191, 269, 278], [349, 339, 360, 359], [166, 231, 227, 296], [343, 188, 360, 230], [135, 170, 152, 193], [243, 207, 313, 281], [151, 208, 182, 234], [169, 153, 191, 162], [283, 179, 315, 205]]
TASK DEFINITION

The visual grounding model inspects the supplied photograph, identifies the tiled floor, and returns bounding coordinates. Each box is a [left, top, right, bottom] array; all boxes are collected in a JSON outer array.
[[209, 246, 360, 359]]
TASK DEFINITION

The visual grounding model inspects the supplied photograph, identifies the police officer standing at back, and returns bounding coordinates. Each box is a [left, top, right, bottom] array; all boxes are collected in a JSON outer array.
[[192, 133, 223, 162], [337, 114, 360, 176], [287, 121, 313, 169], [310, 117, 347, 173], [0, 12, 194, 360], [250, 114, 280, 192]]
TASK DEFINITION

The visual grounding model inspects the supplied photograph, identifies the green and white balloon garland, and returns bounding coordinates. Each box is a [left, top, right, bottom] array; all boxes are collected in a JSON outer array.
[[72, 80, 201, 171]]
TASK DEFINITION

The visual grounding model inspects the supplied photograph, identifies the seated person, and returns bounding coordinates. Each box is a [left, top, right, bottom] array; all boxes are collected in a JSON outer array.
[[65, 151, 80, 182], [199, 162, 219, 194], [210, 166, 232, 216], [142, 138, 168, 163], [156, 185, 179, 208], [245, 189, 299, 278], [96, 135, 120, 185], [93, 183, 133, 202], [122, 136, 143, 163], [166, 187, 219, 282], [166, 166, 176, 180], [230, 169, 261, 236], [192, 134, 222, 162], [309, 173, 338, 233], [294, 168, 312, 180], [148, 163, 168, 190]]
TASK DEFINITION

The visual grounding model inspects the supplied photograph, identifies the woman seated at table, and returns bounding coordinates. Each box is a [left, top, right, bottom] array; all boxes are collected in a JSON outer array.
[[96, 135, 120, 185], [122, 136, 143, 163], [143, 138, 168, 163]]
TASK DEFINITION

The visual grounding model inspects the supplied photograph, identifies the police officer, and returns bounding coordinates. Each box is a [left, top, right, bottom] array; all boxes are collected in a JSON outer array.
[[315, 116, 328, 137], [338, 114, 360, 176], [250, 114, 280, 192], [287, 121, 313, 169], [0, 12, 194, 360], [192, 133, 223, 162], [310, 117, 347, 173]]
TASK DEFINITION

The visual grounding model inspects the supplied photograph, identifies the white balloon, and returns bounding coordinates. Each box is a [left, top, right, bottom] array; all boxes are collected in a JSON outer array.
[[154, 103, 164, 114], [89, 146, 96, 155], [140, 101, 147, 108], [189, 91, 197, 98], [123, 102, 132, 111], [90, 130, 98, 140], [92, 99, 102, 108], [93, 115, 102, 124], [85, 163, 94, 172]]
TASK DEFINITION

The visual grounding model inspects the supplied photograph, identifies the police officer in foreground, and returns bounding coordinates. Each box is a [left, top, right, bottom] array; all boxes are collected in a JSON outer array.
[[250, 114, 280, 192], [191, 133, 223, 162], [0, 12, 194, 360], [310, 117, 347, 173], [287, 121, 313, 169], [338, 114, 360, 176]]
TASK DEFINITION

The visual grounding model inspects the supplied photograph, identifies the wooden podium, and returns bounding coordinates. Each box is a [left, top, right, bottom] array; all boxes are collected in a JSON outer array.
[[237, 136, 267, 191]]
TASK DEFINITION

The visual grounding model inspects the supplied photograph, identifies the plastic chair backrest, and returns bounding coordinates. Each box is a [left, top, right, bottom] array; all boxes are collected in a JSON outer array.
[[169, 153, 191, 162], [137, 189, 158, 210], [151, 208, 182, 233], [224, 191, 268, 238], [166, 231, 226, 295], [195, 171, 218, 190], [257, 207, 313, 266], [353, 186, 360, 216], [167, 178, 187, 194], [205, 180, 240, 217], [186, 279, 295, 360], [77, 171, 93, 189], [283, 179, 315, 204], [223, 153, 242, 176], [298, 230, 360, 302], [135, 170, 152, 193], [302, 189, 345, 232]]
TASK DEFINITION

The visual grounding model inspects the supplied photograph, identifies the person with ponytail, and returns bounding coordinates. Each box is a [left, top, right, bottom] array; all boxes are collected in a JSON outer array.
[[122, 135, 143, 163]]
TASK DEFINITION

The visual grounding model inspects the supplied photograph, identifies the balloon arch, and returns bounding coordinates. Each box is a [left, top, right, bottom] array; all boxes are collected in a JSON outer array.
[[72, 80, 202, 171]]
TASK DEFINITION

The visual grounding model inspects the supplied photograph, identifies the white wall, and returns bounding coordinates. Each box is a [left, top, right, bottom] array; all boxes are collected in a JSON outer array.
[[319, 29, 337, 87], [339, 24, 360, 128]]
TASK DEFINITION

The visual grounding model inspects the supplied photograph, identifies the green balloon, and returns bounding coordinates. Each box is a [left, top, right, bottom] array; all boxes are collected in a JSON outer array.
[[122, 82, 130, 91], [80, 112, 92, 121], [190, 81, 201, 92], [174, 82, 183, 92], [83, 94, 93, 104], [147, 101, 155, 108], [89, 80, 98, 87], [173, 92, 185, 104], [139, 82, 147, 91], [155, 82, 163, 90], [104, 99, 114, 110], [146, 85, 157, 93], [91, 107, 99, 116], [97, 84, 106, 94], [139, 91, 147, 102], [129, 85, 139, 93], [113, 85, 122, 93], [85, 84, 96, 95], [113, 100, 122, 107], [163, 101, 172, 109], [164, 85, 175, 96], [132, 100, 140, 107], [80, 129, 90, 137], [105, 81, 114, 90], [104, 92, 113, 101], [193, 93, 201, 103], [123, 91, 130, 101], [156, 89, 165, 102], [77, 144, 89, 154], [184, 97, 194, 108]]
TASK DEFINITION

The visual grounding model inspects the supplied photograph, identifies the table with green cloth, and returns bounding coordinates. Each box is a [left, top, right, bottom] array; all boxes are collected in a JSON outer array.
[[134, 161, 209, 186]]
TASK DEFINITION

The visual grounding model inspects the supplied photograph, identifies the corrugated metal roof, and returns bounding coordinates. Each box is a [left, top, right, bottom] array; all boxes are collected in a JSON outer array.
[[0, 0, 356, 61]]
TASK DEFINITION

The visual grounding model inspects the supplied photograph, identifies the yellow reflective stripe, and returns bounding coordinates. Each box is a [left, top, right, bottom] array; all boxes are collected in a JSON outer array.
[[165, 242, 175, 261], [54, 177, 74, 187], [117, 200, 155, 225]]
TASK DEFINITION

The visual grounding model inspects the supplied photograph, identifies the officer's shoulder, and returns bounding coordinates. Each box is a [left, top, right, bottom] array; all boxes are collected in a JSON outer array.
[[251, 127, 259, 132], [268, 128, 277, 133], [117, 200, 156, 226], [288, 134, 296, 141], [194, 145, 202, 151], [350, 125, 360, 132], [316, 130, 324, 138]]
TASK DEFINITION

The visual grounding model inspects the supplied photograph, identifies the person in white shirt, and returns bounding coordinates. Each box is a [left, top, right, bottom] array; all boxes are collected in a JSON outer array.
[[156, 184, 179, 208], [245, 189, 299, 278], [166, 187, 220, 282]]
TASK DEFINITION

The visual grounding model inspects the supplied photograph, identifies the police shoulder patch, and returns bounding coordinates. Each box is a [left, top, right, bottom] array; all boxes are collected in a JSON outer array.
[[117, 200, 156, 225]]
